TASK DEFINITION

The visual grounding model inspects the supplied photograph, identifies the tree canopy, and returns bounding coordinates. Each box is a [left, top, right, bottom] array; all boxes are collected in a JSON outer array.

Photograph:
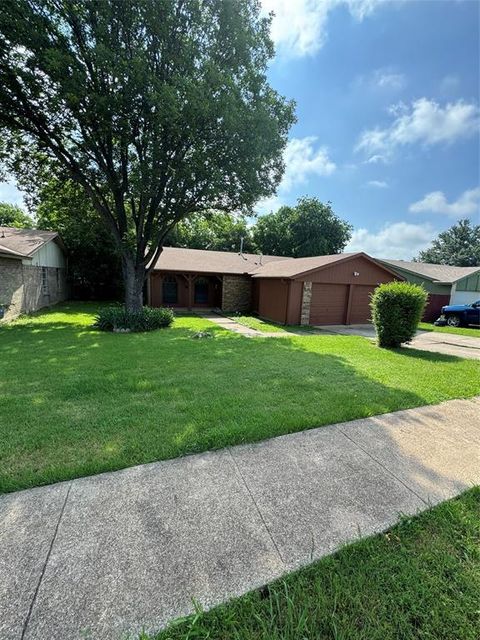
[[0, 0, 295, 309], [252, 197, 352, 257], [416, 219, 480, 267], [0, 201, 33, 228], [167, 211, 256, 253]]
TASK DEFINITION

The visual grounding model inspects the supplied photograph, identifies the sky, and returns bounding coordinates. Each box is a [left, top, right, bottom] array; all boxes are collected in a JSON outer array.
[[1, 0, 479, 259], [257, 0, 480, 258]]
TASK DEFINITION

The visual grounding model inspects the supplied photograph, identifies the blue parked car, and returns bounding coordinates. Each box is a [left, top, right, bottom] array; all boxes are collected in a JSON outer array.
[[435, 300, 480, 328]]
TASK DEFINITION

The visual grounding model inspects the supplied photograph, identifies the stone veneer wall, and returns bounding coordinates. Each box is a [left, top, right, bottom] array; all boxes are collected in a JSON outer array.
[[221, 275, 252, 313], [0, 261, 68, 321], [300, 281, 312, 325]]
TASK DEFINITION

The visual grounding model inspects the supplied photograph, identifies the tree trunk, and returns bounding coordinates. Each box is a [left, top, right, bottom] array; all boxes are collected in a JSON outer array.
[[123, 257, 145, 312]]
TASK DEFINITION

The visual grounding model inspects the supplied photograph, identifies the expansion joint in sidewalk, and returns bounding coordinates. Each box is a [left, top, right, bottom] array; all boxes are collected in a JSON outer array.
[[20, 481, 73, 640]]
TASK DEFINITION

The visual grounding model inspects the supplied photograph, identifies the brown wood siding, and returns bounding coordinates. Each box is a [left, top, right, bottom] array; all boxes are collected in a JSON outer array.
[[303, 256, 397, 286], [349, 285, 375, 323], [286, 281, 303, 325], [423, 294, 450, 322], [257, 278, 288, 323], [310, 284, 349, 324]]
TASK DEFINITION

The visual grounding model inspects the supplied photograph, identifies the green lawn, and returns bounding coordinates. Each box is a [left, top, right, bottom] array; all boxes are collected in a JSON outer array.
[[151, 487, 480, 640], [230, 314, 315, 333], [1, 303, 479, 494], [418, 321, 480, 338]]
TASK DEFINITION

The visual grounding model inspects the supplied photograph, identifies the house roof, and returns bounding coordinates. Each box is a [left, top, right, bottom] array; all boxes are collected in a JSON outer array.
[[152, 246, 291, 275], [250, 252, 357, 278], [0, 226, 59, 258], [153, 248, 400, 279], [379, 259, 480, 284]]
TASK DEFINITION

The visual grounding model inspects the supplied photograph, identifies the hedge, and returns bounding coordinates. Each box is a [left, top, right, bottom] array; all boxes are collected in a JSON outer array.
[[370, 281, 427, 348]]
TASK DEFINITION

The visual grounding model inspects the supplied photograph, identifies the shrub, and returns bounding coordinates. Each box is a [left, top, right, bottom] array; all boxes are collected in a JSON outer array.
[[370, 281, 427, 348], [94, 305, 174, 332]]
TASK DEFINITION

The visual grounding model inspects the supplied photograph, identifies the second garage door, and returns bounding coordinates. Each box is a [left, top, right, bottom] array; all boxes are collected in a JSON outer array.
[[349, 285, 375, 324], [310, 283, 349, 325]]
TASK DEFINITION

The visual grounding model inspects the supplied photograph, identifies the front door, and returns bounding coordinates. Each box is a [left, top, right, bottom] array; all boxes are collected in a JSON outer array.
[[194, 277, 209, 304]]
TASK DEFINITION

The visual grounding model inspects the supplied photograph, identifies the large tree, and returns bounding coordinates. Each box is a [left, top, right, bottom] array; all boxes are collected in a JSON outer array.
[[416, 219, 480, 267], [0, 0, 294, 310], [167, 210, 256, 253], [0, 201, 33, 228], [253, 197, 352, 257]]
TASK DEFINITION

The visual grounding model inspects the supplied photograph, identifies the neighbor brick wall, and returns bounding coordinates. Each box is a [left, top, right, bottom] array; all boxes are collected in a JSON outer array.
[[1, 261, 68, 321], [221, 275, 252, 312], [300, 281, 312, 325], [0, 257, 24, 321]]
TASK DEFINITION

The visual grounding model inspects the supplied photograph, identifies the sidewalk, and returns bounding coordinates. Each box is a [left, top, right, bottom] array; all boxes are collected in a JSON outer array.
[[1, 397, 479, 640]]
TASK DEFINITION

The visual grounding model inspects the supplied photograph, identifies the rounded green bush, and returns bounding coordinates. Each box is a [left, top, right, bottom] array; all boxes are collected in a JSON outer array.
[[370, 281, 427, 348], [94, 305, 174, 332]]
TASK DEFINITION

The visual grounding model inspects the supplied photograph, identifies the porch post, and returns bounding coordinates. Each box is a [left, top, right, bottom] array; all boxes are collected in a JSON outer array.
[[187, 274, 193, 310]]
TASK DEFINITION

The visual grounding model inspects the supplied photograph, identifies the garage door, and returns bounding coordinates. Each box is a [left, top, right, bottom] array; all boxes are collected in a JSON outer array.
[[349, 285, 375, 324], [310, 284, 348, 325]]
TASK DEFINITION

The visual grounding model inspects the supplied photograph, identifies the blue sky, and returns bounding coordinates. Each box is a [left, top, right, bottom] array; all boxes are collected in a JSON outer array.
[[1, 0, 479, 259], [258, 0, 480, 258]]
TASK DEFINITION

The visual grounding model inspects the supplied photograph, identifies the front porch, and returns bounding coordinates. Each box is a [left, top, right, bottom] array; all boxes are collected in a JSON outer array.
[[148, 271, 253, 313]]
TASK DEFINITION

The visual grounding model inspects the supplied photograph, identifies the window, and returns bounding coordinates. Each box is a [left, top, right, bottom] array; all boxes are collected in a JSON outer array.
[[56, 268, 61, 292], [41, 267, 49, 295], [194, 277, 209, 304], [162, 275, 178, 304]]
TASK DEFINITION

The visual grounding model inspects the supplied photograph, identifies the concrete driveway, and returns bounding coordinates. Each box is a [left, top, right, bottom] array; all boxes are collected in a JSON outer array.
[[316, 324, 480, 359]]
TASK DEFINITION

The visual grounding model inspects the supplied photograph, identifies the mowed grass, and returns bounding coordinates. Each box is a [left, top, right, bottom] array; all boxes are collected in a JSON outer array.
[[230, 314, 317, 333], [1, 303, 479, 493], [152, 487, 480, 640], [418, 321, 480, 338]]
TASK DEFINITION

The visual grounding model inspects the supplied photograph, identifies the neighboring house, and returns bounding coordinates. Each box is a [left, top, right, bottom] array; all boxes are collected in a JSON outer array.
[[0, 227, 68, 321], [378, 259, 480, 321], [149, 248, 400, 325]]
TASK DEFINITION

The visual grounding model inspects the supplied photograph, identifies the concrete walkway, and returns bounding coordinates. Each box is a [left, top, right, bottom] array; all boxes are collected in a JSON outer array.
[[1, 398, 479, 640]]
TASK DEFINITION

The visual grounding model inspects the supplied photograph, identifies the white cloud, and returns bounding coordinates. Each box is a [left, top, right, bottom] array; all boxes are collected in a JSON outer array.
[[0, 181, 25, 207], [364, 154, 388, 164], [254, 137, 335, 214], [356, 68, 407, 92], [261, 0, 388, 58], [356, 98, 480, 158], [254, 194, 283, 216], [409, 187, 480, 218], [367, 180, 388, 188], [345, 221, 435, 259], [282, 137, 336, 190]]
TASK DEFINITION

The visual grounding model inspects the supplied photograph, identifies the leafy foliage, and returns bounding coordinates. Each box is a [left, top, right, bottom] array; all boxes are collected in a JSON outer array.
[[416, 219, 480, 266], [0, 201, 33, 228], [371, 281, 428, 348], [167, 210, 256, 253], [33, 176, 123, 300], [0, 0, 295, 310], [94, 305, 174, 332], [253, 197, 352, 257]]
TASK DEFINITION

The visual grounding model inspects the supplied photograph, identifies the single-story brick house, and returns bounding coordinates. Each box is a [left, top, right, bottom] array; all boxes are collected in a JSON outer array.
[[149, 247, 401, 325], [378, 259, 480, 321], [0, 227, 68, 321]]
